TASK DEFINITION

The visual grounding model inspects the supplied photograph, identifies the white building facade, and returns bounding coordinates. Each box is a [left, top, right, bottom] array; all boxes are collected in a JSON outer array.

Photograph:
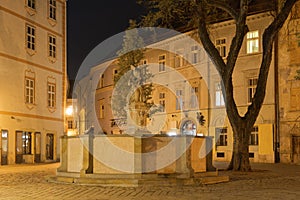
[[0, 0, 67, 164]]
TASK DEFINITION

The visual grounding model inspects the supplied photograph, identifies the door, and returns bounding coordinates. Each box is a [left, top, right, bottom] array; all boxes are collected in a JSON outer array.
[[46, 134, 54, 160], [34, 132, 41, 163], [15, 131, 23, 164], [1, 130, 8, 165], [292, 135, 300, 163]]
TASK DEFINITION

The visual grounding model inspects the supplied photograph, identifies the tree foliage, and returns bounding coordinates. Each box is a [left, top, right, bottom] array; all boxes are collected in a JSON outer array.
[[139, 0, 297, 171], [112, 20, 157, 127]]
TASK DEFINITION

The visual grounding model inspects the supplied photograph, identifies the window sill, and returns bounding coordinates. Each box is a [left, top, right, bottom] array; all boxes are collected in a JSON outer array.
[[47, 18, 57, 27], [48, 56, 57, 63], [25, 7, 36, 16], [48, 107, 56, 113], [25, 103, 36, 110], [26, 48, 36, 56]]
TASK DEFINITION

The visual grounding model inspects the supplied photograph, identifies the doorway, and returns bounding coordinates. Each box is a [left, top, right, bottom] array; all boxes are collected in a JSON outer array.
[[292, 135, 300, 163], [1, 130, 8, 165], [46, 134, 54, 160]]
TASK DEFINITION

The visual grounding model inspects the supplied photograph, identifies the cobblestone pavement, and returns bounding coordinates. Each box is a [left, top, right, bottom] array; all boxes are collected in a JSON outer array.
[[0, 163, 299, 200]]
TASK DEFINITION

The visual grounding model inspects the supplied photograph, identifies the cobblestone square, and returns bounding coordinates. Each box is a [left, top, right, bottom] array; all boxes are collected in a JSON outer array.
[[0, 163, 299, 200]]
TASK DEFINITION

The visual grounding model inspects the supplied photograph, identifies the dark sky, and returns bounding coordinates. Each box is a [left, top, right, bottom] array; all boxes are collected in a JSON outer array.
[[67, 0, 145, 80]]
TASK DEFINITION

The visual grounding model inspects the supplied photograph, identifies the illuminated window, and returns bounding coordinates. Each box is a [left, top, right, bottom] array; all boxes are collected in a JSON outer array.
[[176, 89, 184, 110], [67, 120, 73, 129], [48, 35, 56, 58], [216, 128, 227, 146], [216, 38, 226, 58], [247, 31, 259, 54], [215, 82, 225, 106], [158, 55, 166, 72], [249, 126, 259, 145], [47, 83, 56, 108], [248, 78, 258, 103], [25, 78, 35, 104], [49, 0, 56, 20], [23, 132, 32, 154], [26, 25, 35, 51], [27, 0, 36, 10]]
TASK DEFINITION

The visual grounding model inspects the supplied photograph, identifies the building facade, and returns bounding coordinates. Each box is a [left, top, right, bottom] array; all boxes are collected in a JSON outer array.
[[0, 0, 67, 164], [75, 12, 278, 164], [278, 1, 300, 164]]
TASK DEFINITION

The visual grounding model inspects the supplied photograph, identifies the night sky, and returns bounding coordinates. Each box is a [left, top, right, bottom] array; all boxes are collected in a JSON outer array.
[[67, 0, 145, 80]]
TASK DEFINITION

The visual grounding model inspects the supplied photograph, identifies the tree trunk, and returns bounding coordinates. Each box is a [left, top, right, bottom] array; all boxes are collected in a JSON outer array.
[[228, 125, 251, 171]]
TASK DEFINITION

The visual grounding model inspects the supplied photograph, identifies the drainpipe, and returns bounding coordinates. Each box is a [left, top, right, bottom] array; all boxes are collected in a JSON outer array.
[[274, 0, 280, 163]]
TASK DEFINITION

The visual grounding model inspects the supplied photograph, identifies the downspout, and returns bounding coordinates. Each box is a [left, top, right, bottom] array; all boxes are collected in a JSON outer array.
[[274, 0, 280, 163]]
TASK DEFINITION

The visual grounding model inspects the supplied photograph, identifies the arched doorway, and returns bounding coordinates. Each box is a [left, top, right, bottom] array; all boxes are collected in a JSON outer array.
[[181, 119, 197, 136]]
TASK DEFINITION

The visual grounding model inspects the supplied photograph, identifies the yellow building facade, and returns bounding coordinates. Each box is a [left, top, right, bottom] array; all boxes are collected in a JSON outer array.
[[0, 0, 67, 164], [72, 12, 278, 164]]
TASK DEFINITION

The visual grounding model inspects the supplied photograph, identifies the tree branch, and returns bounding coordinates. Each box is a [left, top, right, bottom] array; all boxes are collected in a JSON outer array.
[[245, 0, 297, 124], [196, 0, 226, 76]]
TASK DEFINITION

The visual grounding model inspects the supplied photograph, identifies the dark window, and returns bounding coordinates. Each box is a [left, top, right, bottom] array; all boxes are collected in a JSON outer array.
[[216, 128, 228, 146]]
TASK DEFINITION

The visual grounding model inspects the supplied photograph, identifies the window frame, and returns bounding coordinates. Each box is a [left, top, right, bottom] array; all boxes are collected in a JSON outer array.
[[191, 45, 199, 64], [22, 132, 32, 155], [158, 54, 166, 72], [246, 30, 259, 54], [249, 126, 259, 146], [215, 82, 225, 107], [26, 0, 36, 10], [216, 127, 228, 146], [48, 0, 57, 21], [48, 34, 56, 59], [26, 24, 36, 52], [248, 77, 258, 103], [176, 89, 184, 110], [159, 92, 166, 112], [25, 77, 35, 104], [216, 38, 226, 58], [47, 82, 56, 108]]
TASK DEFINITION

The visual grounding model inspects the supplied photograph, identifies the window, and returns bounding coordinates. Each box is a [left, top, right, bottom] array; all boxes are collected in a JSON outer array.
[[27, 0, 36, 10], [191, 45, 199, 64], [249, 126, 259, 145], [190, 87, 199, 109], [215, 82, 225, 106], [47, 83, 55, 108], [174, 49, 183, 68], [247, 31, 259, 54], [248, 78, 258, 103], [67, 120, 73, 129], [216, 128, 227, 146], [25, 78, 35, 104], [158, 55, 166, 72], [159, 92, 166, 112], [141, 59, 147, 65], [100, 104, 104, 119], [48, 35, 56, 59], [23, 132, 32, 154], [49, 0, 56, 20], [176, 89, 184, 110], [26, 25, 35, 51], [216, 38, 226, 58]]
